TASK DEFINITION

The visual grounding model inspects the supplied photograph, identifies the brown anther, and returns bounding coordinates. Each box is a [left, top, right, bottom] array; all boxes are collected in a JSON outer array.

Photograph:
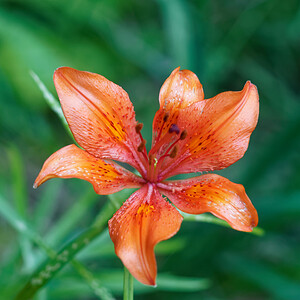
[[137, 139, 146, 152], [169, 124, 180, 134], [169, 145, 178, 158], [163, 112, 170, 122], [149, 154, 154, 165], [180, 130, 187, 140], [135, 123, 143, 133]]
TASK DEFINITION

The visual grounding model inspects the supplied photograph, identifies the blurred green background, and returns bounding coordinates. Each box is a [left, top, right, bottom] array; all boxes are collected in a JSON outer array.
[[0, 0, 300, 299]]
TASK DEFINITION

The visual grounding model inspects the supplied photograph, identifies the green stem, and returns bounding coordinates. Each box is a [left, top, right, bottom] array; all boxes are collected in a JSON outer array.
[[123, 267, 134, 300]]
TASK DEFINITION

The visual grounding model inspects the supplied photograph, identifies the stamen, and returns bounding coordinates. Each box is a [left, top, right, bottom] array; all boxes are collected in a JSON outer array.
[[137, 139, 146, 152], [169, 145, 178, 158], [154, 130, 187, 174], [169, 124, 180, 134], [149, 154, 154, 166], [135, 123, 143, 133], [163, 112, 170, 122], [180, 130, 187, 140], [135, 122, 148, 161]]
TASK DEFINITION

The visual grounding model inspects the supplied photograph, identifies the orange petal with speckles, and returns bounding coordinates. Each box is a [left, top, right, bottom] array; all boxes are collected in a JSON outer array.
[[151, 67, 204, 155], [158, 81, 259, 179], [54, 67, 147, 175], [108, 184, 183, 286], [34, 144, 144, 195], [158, 174, 258, 232]]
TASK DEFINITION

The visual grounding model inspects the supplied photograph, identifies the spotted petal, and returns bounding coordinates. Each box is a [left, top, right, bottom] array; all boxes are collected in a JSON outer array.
[[54, 67, 147, 176], [34, 144, 144, 194], [108, 184, 183, 285], [158, 81, 259, 179], [158, 174, 258, 232], [151, 67, 204, 155]]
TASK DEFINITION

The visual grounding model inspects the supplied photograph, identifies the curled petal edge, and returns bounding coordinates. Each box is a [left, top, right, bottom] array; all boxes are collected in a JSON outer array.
[[34, 144, 144, 195]]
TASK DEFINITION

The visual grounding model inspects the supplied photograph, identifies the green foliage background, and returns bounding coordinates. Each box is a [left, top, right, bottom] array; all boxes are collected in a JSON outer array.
[[0, 0, 299, 299]]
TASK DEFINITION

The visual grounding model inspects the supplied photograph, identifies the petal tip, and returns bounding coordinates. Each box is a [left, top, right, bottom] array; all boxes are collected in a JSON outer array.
[[244, 80, 258, 93], [142, 277, 157, 287], [33, 174, 44, 189], [53, 66, 76, 81], [171, 66, 181, 75]]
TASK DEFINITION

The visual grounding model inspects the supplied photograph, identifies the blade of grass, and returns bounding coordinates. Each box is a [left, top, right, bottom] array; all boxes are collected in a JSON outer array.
[[33, 180, 63, 233], [15, 198, 120, 300], [157, 0, 195, 69], [30, 71, 74, 141], [0, 195, 55, 258], [0, 194, 118, 300], [49, 271, 210, 296], [205, 0, 279, 84], [7, 145, 35, 273], [45, 188, 99, 246], [7, 145, 28, 216], [220, 254, 300, 299], [72, 260, 116, 300], [181, 212, 264, 236]]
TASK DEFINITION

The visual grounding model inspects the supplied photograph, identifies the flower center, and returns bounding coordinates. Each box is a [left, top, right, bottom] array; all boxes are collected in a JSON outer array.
[[135, 113, 187, 183]]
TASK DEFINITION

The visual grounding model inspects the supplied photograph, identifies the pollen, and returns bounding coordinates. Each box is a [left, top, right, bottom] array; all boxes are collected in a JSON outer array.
[[137, 203, 154, 215], [169, 145, 178, 158], [163, 112, 170, 122], [135, 123, 143, 133], [137, 139, 146, 152], [169, 124, 180, 134], [149, 154, 154, 165], [180, 130, 187, 140]]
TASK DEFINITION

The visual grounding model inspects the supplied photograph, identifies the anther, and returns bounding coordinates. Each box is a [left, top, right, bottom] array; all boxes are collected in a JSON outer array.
[[149, 154, 154, 165], [169, 145, 178, 158], [135, 123, 143, 134], [163, 112, 170, 122], [137, 139, 146, 152], [180, 130, 187, 140], [169, 124, 180, 134]]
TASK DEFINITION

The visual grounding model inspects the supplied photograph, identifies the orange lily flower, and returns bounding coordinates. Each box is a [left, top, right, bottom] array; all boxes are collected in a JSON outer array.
[[34, 67, 259, 286]]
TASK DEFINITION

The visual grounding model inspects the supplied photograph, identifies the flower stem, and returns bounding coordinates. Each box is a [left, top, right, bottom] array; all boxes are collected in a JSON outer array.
[[123, 266, 134, 300]]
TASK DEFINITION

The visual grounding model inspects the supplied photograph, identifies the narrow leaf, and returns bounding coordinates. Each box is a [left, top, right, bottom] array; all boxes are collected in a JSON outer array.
[[182, 212, 265, 236], [30, 71, 74, 140], [15, 200, 118, 300]]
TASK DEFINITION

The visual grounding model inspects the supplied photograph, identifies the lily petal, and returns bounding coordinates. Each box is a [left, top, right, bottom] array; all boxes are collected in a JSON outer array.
[[159, 81, 259, 179], [158, 174, 258, 232], [54, 67, 147, 175], [108, 183, 183, 286], [34, 145, 144, 194], [151, 68, 204, 154]]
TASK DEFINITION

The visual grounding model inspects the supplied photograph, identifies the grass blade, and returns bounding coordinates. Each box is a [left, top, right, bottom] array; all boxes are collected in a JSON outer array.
[[182, 212, 265, 236], [15, 199, 119, 300], [30, 71, 74, 140]]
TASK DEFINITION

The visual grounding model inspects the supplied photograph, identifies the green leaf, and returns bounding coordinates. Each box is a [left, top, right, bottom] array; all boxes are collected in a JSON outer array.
[[30, 71, 74, 140], [0, 195, 56, 259], [44, 188, 99, 246], [49, 270, 210, 297], [157, 0, 195, 68], [220, 254, 300, 300], [182, 212, 265, 236], [15, 199, 118, 300], [71, 260, 116, 300], [6, 144, 35, 273]]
